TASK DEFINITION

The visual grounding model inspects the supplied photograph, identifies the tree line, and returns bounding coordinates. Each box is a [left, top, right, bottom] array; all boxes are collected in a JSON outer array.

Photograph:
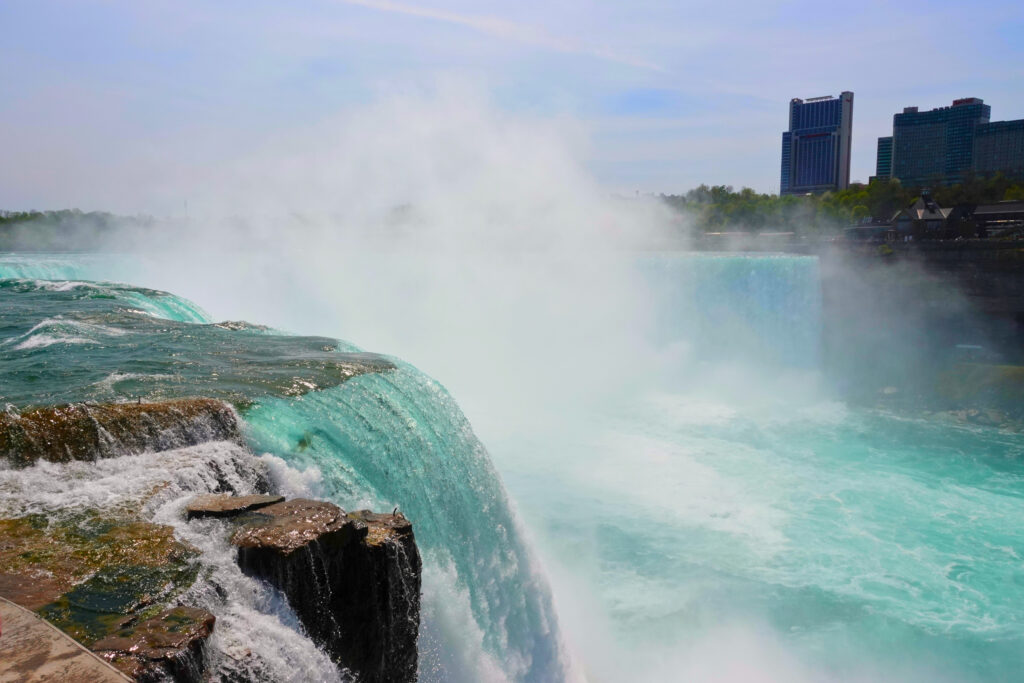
[[0, 209, 155, 251], [659, 173, 1024, 233]]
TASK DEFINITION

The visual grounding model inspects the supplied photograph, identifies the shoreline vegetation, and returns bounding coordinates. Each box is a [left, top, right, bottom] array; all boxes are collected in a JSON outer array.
[[657, 174, 1024, 235], [0, 210, 155, 252], [5, 175, 1024, 251]]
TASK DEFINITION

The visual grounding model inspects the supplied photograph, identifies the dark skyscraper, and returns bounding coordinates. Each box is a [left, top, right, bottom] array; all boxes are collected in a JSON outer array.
[[780, 91, 853, 195], [973, 119, 1024, 179], [874, 136, 893, 181], [888, 98, 991, 187]]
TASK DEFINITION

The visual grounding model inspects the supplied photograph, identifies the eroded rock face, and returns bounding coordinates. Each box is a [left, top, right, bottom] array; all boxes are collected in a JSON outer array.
[[92, 606, 216, 683], [231, 499, 422, 683], [0, 398, 243, 467], [345, 510, 422, 683]]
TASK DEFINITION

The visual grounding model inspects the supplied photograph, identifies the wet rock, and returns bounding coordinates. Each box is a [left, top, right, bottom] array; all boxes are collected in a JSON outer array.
[[92, 606, 215, 683], [185, 493, 285, 520], [0, 398, 243, 468], [231, 499, 421, 683], [0, 516, 197, 618], [346, 510, 422, 683], [0, 513, 206, 681], [0, 571, 66, 611]]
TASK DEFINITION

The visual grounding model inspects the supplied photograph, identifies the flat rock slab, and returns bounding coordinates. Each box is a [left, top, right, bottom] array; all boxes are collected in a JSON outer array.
[[0, 596, 131, 682], [186, 494, 285, 520], [231, 498, 363, 554]]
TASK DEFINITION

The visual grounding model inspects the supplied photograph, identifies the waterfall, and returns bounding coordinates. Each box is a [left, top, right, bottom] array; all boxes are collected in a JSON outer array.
[[245, 367, 568, 681], [0, 257, 572, 682], [641, 253, 822, 369]]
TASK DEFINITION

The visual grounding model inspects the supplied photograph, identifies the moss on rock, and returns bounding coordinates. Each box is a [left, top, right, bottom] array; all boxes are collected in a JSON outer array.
[[0, 398, 243, 467], [0, 514, 200, 651]]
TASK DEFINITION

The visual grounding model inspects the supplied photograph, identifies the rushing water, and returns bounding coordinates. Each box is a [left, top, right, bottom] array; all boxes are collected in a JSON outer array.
[[3, 252, 1024, 682], [0, 255, 567, 681]]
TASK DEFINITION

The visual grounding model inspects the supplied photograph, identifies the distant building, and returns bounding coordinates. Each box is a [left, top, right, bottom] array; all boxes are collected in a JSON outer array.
[[973, 119, 1024, 179], [972, 200, 1024, 237], [894, 194, 953, 233], [874, 98, 1024, 187], [889, 98, 991, 187], [780, 91, 853, 195], [871, 136, 893, 183]]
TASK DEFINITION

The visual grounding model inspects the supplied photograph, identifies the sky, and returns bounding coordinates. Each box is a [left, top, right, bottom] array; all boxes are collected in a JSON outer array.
[[2, 0, 1023, 212]]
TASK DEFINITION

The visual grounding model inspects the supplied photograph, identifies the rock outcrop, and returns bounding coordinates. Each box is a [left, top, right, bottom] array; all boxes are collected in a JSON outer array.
[[185, 493, 285, 520], [0, 515, 211, 681], [1, 399, 422, 682], [228, 498, 422, 683], [92, 607, 216, 683], [0, 517, 198, 611], [0, 398, 243, 467]]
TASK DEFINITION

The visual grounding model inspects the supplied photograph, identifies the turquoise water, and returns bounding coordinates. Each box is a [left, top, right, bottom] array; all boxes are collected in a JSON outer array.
[[497, 399, 1024, 681], [3, 252, 1024, 681]]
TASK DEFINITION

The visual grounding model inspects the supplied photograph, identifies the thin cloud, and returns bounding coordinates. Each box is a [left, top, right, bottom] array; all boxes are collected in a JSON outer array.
[[337, 0, 664, 72]]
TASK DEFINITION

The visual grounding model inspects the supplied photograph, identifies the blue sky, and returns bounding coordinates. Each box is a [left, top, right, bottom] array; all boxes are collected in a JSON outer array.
[[2, 0, 1023, 211]]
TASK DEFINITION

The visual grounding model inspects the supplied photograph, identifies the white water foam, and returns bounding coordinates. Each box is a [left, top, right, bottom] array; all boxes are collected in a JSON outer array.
[[12, 334, 97, 350], [24, 279, 108, 292], [7, 316, 129, 351], [91, 372, 178, 398], [418, 556, 510, 683]]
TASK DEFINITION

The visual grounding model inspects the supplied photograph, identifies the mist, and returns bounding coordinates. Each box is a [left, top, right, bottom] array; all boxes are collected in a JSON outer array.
[[84, 84, 697, 434]]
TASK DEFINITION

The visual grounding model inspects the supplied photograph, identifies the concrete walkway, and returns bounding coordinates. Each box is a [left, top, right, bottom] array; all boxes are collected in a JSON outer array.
[[0, 597, 130, 682]]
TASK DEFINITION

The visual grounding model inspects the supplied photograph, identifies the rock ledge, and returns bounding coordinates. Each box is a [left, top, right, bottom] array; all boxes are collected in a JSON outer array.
[[219, 497, 421, 683]]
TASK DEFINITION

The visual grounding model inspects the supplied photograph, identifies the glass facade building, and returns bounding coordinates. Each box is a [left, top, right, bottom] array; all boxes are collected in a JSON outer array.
[[876, 98, 1024, 186], [973, 119, 1024, 179], [884, 98, 991, 187], [874, 136, 893, 180], [780, 92, 853, 195]]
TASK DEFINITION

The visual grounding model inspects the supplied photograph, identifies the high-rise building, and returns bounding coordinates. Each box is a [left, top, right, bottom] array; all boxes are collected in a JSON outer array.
[[884, 98, 991, 187], [973, 119, 1024, 179], [875, 98, 1024, 187], [780, 91, 853, 195], [873, 136, 893, 181]]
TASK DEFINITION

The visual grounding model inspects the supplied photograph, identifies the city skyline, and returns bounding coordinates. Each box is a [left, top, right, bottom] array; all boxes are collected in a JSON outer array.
[[1, 1, 1023, 213]]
